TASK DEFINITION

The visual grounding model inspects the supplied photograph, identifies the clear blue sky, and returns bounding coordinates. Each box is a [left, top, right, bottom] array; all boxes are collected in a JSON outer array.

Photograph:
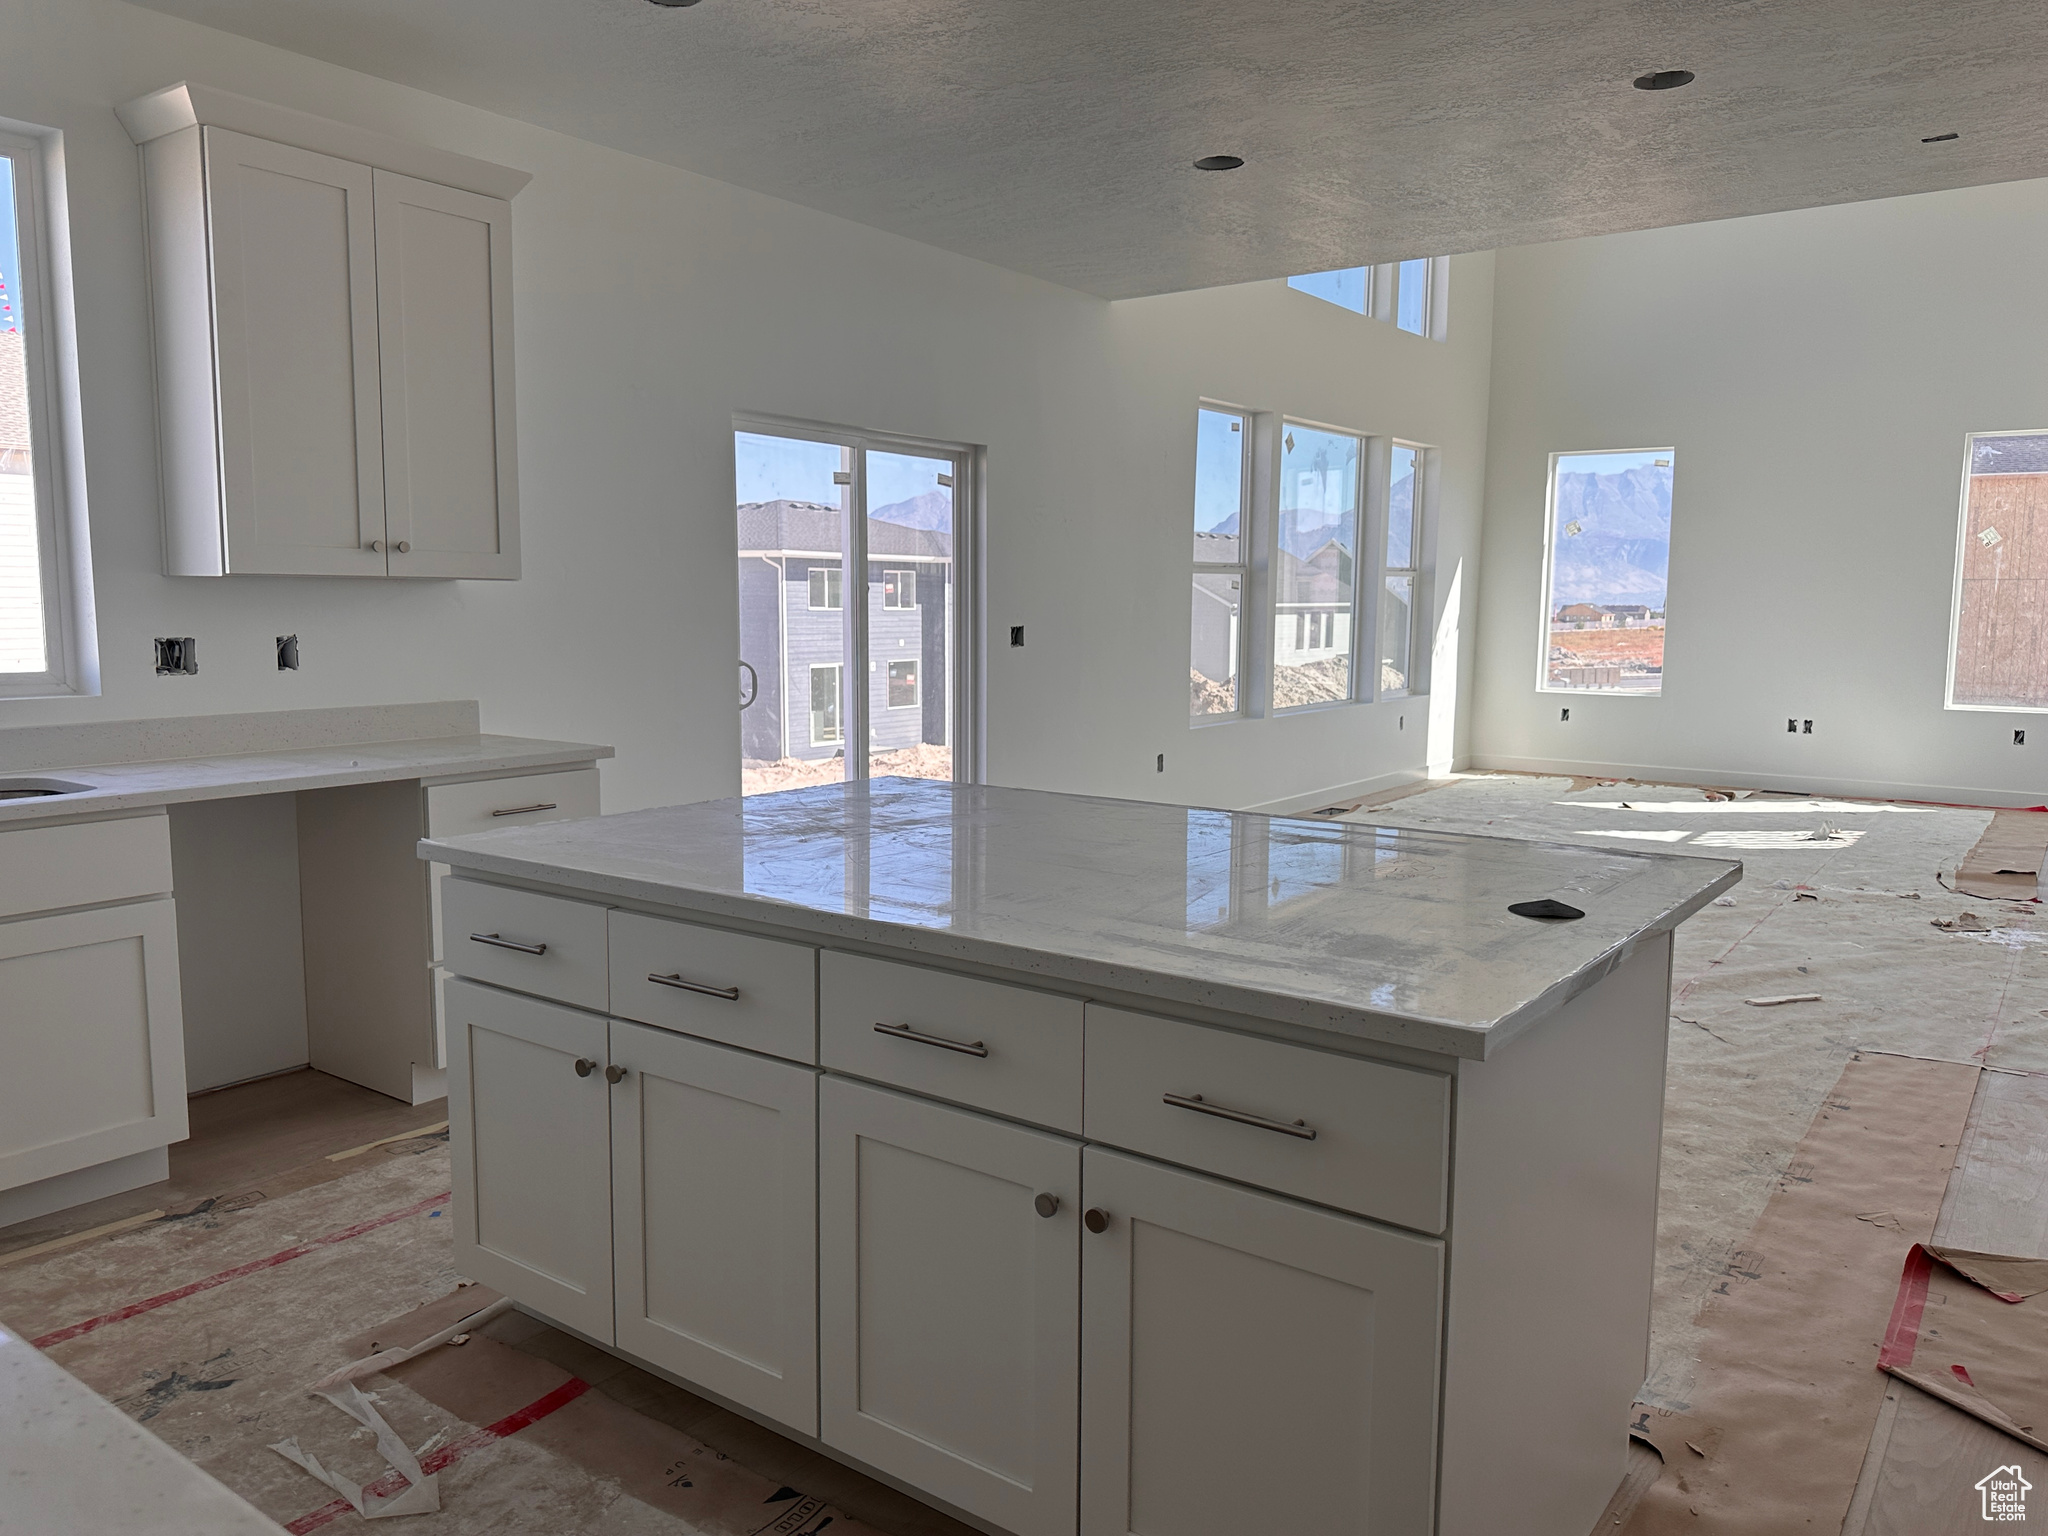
[[1193, 407, 1243, 533], [734, 432, 946, 511], [0, 159, 21, 334]]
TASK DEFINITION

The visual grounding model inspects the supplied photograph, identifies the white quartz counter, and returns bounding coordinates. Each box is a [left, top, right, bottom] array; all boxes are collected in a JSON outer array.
[[0, 1322, 286, 1534], [421, 779, 1739, 1060], [0, 733, 611, 826]]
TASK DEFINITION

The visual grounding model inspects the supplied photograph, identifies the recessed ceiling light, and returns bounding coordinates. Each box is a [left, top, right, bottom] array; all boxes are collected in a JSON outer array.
[[648, 0, 703, 7], [1193, 155, 1244, 171], [1633, 69, 1695, 91], [1922, 132, 1960, 143]]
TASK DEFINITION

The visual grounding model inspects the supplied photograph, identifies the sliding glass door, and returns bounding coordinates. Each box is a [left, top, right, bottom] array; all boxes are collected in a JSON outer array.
[[736, 423, 969, 797]]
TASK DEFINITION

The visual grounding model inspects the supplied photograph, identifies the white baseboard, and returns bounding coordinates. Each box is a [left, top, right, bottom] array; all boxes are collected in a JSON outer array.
[[1466, 754, 2041, 810], [1243, 768, 1429, 818], [0, 1147, 168, 1230]]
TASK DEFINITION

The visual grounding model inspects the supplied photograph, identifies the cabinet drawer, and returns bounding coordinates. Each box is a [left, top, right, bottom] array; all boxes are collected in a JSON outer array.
[[441, 877, 607, 1010], [820, 953, 1083, 1133], [1084, 1005, 1450, 1235], [609, 910, 816, 1063], [0, 813, 173, 921], [425, 767, 600, 840]]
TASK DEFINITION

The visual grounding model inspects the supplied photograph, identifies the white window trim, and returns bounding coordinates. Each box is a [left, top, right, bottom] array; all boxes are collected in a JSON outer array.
[[1535, 446, 1674, 697], [1946, 428, 2048, 714], [809, 661, 845, 744], [0, 123, 95, 700], [1378, 440, 1430, 700], [1191, 402, 1253, 724], [807, 565, 842, 611], [882, 567, 918, 610]]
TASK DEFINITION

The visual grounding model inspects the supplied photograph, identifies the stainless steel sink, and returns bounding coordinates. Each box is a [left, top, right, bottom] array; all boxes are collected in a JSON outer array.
[[0, 776, 94, 800]]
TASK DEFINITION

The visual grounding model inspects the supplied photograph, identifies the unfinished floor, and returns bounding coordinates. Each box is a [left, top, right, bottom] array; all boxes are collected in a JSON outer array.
[[2, 774, 2044, 1534]]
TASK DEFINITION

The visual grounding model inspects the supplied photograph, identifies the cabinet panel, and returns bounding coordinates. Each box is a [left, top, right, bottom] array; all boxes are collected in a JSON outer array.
[[609, 911, 815, 1062], [820, 1077, 1080, 1536], [0, 900, 188, 1193], [1085, 1004, 1450, 1233], [444, 979, 612, 1340], [426, 768, 600, 965], [1079, 1149, 1443, 1536], [202, 127, 385, 576], [375, 171, 518, 580], [611, 1021, 818, 1432], [0, 813, 173, 922], [821, 951, 1083, 1132]]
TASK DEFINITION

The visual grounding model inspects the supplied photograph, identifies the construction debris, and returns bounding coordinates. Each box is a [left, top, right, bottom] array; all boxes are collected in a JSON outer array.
[[1933, 912, 1993, 933], [1744, 994, 1824, 1007]]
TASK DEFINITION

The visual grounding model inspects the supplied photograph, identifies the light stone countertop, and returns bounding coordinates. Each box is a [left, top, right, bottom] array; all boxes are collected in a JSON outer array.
[[0, 733, 612, 826], [0, 1321, 287, 1534], [422, 778, 1741, 1060]]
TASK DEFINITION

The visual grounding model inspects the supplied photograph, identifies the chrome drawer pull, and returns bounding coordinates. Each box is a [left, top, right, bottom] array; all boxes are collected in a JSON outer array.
[[469, 931, 548, 956], [873, 1021, 989, 1058], [1163, 1092, 1317, 1141], [491, 802, 559, 817], [648, 972, 741, 1001]]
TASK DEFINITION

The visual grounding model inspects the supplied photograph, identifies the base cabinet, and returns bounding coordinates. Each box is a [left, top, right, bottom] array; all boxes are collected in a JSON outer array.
[[445, 979, 613, 1341], [1079, 1149, 1445, 1536], [819, 1078, 1082, 1536], [611, 1020, 819, 1434]]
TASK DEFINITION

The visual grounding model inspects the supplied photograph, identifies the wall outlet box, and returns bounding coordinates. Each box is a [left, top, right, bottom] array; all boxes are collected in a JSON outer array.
[[154, 637, 197, 675], [276, 634, 299, 670]]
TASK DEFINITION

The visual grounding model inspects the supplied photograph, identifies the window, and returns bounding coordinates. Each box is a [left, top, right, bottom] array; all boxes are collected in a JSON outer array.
[[1273, 424, 1360, 708], [1190, 406, 1248, 718], [0, 130, 88, 698], [737, 423, 973, 793], [809, 663, 844, 744], [1951, 431, 2048, 710], [1381, 443, 1423, 694], [1285, 257, 1450, 341], [887, 659, 920, 708], [1540, 449, 1673, 694], [882, 569, 917, 609], [1287, 267, 1369, 315]]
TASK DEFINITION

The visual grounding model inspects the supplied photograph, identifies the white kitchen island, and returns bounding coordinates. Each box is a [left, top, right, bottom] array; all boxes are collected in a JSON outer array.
[[422, 779, 1739, 1536]]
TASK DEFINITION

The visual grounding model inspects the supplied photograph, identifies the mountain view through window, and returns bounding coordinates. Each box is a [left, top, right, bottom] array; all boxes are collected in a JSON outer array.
[[1544, 450, 1673, 693]]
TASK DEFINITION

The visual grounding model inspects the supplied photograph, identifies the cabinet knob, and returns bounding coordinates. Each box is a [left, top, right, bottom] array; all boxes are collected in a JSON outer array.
[[367, 539, 385, 553], [1034, 1193, 1060, 1219], [573, 1057, 596, 1077], [605, 1063, 628, 1084], [395, 540, 411, 553], [1083, 1208, 1111, 1234]]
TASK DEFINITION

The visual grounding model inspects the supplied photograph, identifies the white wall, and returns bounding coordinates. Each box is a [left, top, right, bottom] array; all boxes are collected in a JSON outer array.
[[0, 0, 1495, 818], [1472, 179, 2048, 805]]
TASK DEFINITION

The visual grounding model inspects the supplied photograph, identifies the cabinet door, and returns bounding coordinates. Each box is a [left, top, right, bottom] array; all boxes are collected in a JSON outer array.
[[819, 1078, 1080, 1536], [444, 979, 612, 1341], [1080, 1149, 1444, 1536], [373, 170, 519, 580], [202, 127, 386, 577], [611, 1021, 819, 1432], [0, 900, 188, 1194]]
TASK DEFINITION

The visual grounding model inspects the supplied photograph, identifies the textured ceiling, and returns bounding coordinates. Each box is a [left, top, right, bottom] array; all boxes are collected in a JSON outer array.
[[127, 0, 2048, 298]]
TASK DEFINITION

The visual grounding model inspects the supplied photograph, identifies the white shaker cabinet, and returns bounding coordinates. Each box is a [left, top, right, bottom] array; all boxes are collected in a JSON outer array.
[[818, 1077, 1081, 1536], [610, 1021, 819, 1434], [443, 978, 613, 1342], [122, 83, 526, 579], [1078, 1148, 1445, 1536]]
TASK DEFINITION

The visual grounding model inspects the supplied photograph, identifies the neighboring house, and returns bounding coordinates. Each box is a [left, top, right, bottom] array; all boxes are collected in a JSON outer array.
[[1273, 541, 1354, 668], [738, 500, 952, 763], [1555, 603, 1607, 627], [1604, 603, 1653, 623]]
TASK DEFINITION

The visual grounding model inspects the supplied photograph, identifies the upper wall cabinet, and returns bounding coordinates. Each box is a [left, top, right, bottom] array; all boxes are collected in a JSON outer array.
[[120, 84, 529, 580]]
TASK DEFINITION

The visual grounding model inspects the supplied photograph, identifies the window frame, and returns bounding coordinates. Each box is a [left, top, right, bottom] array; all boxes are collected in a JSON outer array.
[[886, 657, 920, 709], [1378, 440, 1428, 700], [1270, 415, 1369, 715], [1946, 428, 2048, 714], [0, 127, 92, 700], [1535, 446, 1675, 697], [807, 565, 843, 611], [808, 661, 845, 745], [736, 411, 982, 783], [882, 567, 918, 610], [1190, 403, 1253, 724]]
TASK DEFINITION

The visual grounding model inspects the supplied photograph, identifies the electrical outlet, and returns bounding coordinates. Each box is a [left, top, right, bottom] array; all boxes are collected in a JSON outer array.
[[1009, 625, 1024, 648], [1787, 718, 1797, 733], [1803, 719, 1813, 734], [1560, 708, 1569, 722], [154, 637, 197, 675], [2017, 730, 2028, 747], [276, 634, 299, 671]]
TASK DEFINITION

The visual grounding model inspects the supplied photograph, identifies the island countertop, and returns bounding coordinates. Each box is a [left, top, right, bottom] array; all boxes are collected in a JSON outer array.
[[420, 778, 1740, 1060]]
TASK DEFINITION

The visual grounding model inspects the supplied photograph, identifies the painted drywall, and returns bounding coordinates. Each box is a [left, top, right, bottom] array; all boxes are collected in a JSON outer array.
[[0, 0, 1494, 821], [1473, 179, 2048, 805]]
